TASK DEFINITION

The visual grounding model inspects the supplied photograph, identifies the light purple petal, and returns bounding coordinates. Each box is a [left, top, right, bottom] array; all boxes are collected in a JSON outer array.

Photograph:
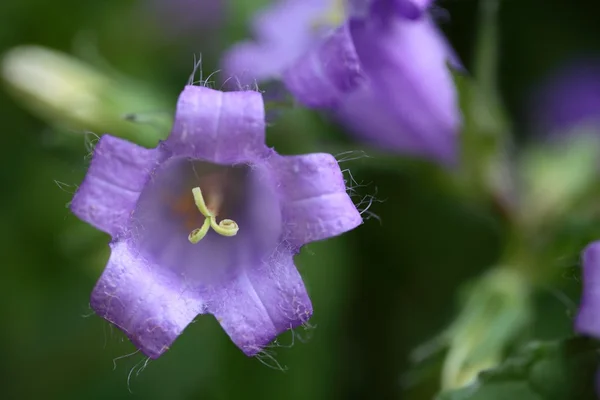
[[222, 0, 327, 85], [251, 0, 325, 42], [164, 86, 269, 164], [282, 24, 365, 108], [576, 241, 600, 336], [336, 82, 455, 160], [70, 135, 161, 237], [91, 240, 205, 359], [349, 14, 461, 164], [209, 250, 312, 356], [272, 153, 363, 247], [222, 42, 294, 87]]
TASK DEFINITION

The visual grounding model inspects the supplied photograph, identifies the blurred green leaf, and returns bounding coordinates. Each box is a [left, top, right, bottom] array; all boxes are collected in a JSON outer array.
[[437, 337, 600, 400], [517, 132, 600, 231], [454, 0, 516, 221], [454, 57, 515, 217], [442, 268, 531, 389]]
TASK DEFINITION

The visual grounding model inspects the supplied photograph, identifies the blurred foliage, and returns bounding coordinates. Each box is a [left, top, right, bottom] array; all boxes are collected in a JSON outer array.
[[438, 337, 599, 400], [1, 0, 600, 399]]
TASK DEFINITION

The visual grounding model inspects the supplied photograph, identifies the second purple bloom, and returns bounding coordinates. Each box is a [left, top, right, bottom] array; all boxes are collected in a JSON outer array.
[[223, 0, 462, 164]]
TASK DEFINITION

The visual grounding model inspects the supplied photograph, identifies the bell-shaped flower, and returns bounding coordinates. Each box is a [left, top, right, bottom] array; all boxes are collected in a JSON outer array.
[[71, 85, 362, 358], [223, 0, 461, 164]]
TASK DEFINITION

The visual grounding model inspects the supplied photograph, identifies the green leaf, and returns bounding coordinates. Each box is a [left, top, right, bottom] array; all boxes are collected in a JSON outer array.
[[454, 66, 514, 212], [517, 132, 600, 231], [436, 337, 600, 400]]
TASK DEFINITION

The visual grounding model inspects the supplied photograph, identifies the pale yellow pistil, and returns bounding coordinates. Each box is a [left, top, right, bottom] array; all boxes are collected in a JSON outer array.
[[188, 186, 239, 244]]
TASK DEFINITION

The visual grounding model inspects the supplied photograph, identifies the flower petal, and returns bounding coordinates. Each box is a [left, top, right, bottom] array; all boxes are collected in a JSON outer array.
[[222, 0, 326, 86], [91, 240, 205, 359], [282, 24, 365, 108], [349, 0, 433, 19], [349, 15, 461, 164], [164, 86, 269, 164], [271, 153, 362, 247], [335, 82, 454, 159], [209, 250, 312, 356], [390, 0, 433, 19], [221, 41, 291, 87], [70, 135, 160, 237], [251, 0, 325, 42], [576, 241, 600, 336]]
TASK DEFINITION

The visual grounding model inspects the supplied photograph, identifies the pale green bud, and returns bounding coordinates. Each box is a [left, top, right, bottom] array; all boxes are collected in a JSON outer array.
[[2, 45, 172, 147]]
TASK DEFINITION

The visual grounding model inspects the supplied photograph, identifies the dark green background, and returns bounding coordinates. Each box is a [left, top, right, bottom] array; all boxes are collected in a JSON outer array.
[[0, 0, 596, 399]]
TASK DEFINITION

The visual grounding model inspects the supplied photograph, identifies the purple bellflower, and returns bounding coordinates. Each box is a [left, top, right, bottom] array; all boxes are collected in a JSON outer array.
[[576, 242, 600, 337], [577, 243, 600, 400], [71, 85, 362, 359], [349, 0, 434, 19], [223, 0, 461, 164]]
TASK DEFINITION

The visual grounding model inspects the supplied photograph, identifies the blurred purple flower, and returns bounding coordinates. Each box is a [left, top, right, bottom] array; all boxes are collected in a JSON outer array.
[[576, 242, 600, 336], [71, 85, 362, 358], [222, 0, 330, 85], [349, 0, 434, 19], [222, 0, 461, 164], [392, 0, 434, 18], [576, 242, 600, 400], [531, 61, 600, 135]]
